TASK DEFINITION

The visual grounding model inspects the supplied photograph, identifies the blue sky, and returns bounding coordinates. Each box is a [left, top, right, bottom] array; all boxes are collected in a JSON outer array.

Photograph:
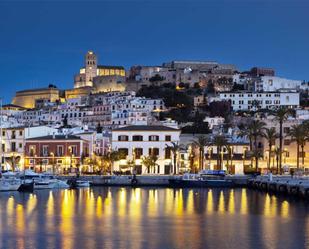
[[0, 0, 308, 103]]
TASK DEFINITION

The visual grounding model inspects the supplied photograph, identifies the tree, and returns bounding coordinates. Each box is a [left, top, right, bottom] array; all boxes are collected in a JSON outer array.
[[239, 119, 266, 170], [288, 124, 308, 169], [142, 155, 158, 174], [192, 136, 210, 171], [126, 159, 136, 174], [262, 127, 279, 170], [96, 123, 103, 133], [208, 101, 231, 118], [248, 119, 266, 170], [274, 107, 292, 172], [212, 135, 228, 170], [102, 150, 121, 174], [206, 79, 215, 93], [5, 155, 21, 172], [149, 74, 164, 83], [165, 142, 182, 174]]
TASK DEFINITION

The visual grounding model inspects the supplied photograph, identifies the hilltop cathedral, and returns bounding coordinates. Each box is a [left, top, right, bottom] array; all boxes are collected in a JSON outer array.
[[74, 51, 126, 92]]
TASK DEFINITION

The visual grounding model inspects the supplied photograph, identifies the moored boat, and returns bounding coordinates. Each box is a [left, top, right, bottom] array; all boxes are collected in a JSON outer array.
[[18, 170, 69, 190], [0, 172, 22, 191], [67, 179, 90, 188]]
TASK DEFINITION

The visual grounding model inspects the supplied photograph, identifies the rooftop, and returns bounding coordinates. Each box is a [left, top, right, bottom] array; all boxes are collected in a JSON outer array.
[[26, 135, 82, 141], [113, 125, 180, 132], [98, 65, 125, 70]]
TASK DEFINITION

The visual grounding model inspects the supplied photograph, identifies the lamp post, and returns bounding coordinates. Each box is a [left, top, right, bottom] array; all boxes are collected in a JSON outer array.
[[230, 146, 234, 174], [50, 152, 55, 175], [68, 146, 72, 171], [208, 147, 212, 169], [220, 149, 224, 171], [242, 148, 247, 169]]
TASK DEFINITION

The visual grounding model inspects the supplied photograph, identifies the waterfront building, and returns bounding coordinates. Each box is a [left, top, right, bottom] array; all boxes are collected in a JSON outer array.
[[0, 126, 58, 170], [219, 90, 299, 111], [111, 125, 181, 174], [24, 134, 89, 173], [259, 116, 308, 170]]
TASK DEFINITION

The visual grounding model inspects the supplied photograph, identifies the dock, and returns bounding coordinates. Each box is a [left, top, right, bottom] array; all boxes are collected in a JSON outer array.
[[248, 175, 309, 199]]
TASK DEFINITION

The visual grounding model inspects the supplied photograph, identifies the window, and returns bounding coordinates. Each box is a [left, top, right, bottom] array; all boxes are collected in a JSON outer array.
[[165, 147, 171, 159], [2, 131, 5, 137], [57, 145, 64, 156], [149, 135, 159, 141], [42, 145, 49, 156], [149, 148, 159, 156], [19, 143, 22, 149], [29, 145, 36, 156], [69, 145, 77, 156], [134, 148, 143, 159], [2, 144, 5, 153], [132, 135, 143, 141], [165, 135, 171, 141], [11, 142, 16, 152], [118, 148, 128, 159], [118, 135, 129, 141], [19, 130, 23, 136], [11, 131, 16, 139]]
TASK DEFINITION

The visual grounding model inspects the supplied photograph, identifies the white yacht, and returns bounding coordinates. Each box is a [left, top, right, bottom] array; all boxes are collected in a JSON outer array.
[[0, 172, 22, 191], [18, 170, 69, 190]]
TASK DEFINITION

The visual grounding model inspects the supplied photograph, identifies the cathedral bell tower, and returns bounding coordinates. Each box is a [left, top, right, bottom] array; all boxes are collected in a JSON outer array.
[[85, 51, 98, 87]]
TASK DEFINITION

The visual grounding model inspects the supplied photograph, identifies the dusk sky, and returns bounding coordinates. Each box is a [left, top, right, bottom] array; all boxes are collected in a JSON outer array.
[[0, 0, 308, 103]]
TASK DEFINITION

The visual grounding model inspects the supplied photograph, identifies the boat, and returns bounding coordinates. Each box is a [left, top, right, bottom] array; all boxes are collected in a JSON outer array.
[[67, 179, 90, 188], [0, 172, 22, 191], [169, 171, 235, 188], [18, 170, 69, 190]]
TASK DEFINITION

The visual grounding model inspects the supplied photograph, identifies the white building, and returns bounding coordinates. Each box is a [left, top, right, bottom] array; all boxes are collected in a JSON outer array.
[[219, 91, 300, 111], [203, 116, 225, 129], [256, 76, 303, 92], [111, 125, 181, 174]]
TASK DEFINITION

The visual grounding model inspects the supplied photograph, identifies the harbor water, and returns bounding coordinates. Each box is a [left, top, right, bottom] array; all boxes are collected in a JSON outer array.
[[0, 187, 308, 249]]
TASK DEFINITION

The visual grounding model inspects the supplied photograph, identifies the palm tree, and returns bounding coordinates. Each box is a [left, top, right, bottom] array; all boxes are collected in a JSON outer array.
[[192, 136, 210, 171], [262, 127, 279, 170], [288, 124, 308, 169], [142, 155, 158, 174], [165, 142, 182, 174], [274, 107, 292, 172], [212, 135, 228, 170], [102, 150, 121, 174], [247, 119, 266, 170], [5, 155, 21, 172]]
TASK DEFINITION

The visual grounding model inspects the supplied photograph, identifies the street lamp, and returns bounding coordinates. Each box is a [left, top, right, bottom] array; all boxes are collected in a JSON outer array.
[[242, 147, 247, 169], [68, 146, 73, 170], [50, 152, 55, 175]]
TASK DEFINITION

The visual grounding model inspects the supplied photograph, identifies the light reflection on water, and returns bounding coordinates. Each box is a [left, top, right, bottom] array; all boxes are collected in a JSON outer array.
[[0, 188, 308, 249]]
